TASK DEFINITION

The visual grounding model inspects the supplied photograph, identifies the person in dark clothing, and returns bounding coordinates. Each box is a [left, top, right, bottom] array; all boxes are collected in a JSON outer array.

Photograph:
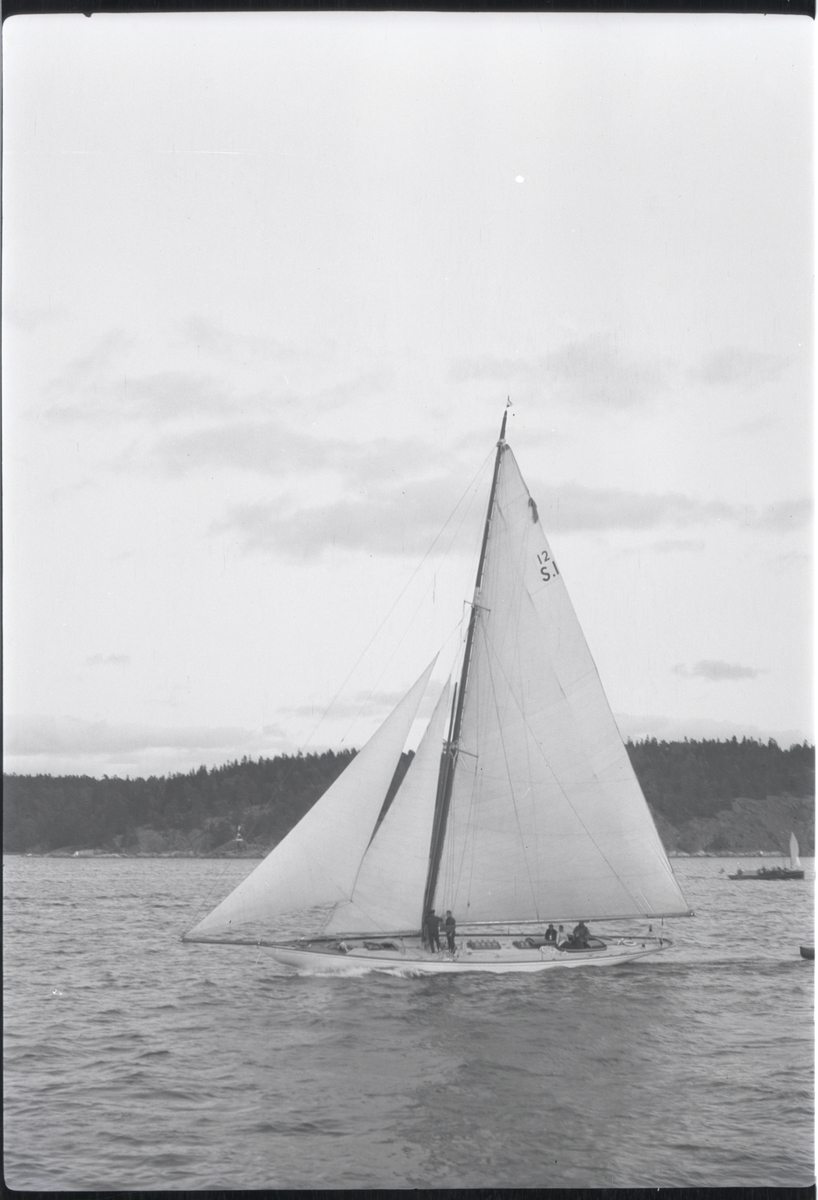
[[571, 920, 590, 948], [544, 923, 557, 943], [443, 910, 456, 952], [424, 909, 442, 952]]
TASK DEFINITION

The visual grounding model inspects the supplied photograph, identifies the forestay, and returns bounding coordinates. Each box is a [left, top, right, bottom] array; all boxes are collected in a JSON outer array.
[[435, 446, 690, 924]]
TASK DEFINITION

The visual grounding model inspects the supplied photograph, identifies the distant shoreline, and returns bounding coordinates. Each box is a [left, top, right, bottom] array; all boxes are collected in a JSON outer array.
[[6, 745, 813, 859], [4, 849, 810, 861]]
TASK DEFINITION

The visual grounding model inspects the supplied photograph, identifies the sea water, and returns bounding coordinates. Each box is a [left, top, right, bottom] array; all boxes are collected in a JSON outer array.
[[3, 855, 813, 1190]]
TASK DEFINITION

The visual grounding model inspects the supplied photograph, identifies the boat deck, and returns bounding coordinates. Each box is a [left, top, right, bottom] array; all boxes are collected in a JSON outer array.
[[728, 869, 804, 880], [265, 933, 672, 974]]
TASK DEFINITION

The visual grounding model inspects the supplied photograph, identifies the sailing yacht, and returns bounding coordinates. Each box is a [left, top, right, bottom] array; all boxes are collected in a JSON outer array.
[[728, 832, 805, 881], [184, 412, 691, 973]]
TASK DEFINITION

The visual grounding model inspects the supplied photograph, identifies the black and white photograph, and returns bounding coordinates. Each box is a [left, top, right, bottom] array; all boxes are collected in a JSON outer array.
[[3, 10, 814, 1190]]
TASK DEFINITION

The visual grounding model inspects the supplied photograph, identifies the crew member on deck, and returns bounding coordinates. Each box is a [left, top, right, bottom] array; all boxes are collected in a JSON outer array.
[[443, 910, 456, 952], [424, 909, 442, 952], [544, 923, 557, 943], [556, 925, 569, 947], [571, 920, 590, 948]]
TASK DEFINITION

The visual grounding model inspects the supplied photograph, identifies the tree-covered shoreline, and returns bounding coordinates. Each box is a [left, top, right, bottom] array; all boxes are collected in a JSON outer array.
[[3, 737, 814, 857]]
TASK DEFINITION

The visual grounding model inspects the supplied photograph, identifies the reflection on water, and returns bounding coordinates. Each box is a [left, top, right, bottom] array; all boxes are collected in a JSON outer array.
[[3, 856, 813, 1189]]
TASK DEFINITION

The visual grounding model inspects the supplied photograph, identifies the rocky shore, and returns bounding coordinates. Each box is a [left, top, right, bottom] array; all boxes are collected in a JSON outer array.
[[30, 836, 269, 859]]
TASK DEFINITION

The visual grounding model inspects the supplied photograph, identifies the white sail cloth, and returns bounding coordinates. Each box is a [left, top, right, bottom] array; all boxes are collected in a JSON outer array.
[[187, 659, 436, 940], [436, 448, 690, 924], [790, 832, 801, 869], [325, 682, 451, 935]]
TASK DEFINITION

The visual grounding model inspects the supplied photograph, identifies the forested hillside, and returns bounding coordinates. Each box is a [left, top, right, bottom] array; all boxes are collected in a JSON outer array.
[[3, 749, 411, 855], [3, 738, 814, 856], [626, 737, 814, 854]]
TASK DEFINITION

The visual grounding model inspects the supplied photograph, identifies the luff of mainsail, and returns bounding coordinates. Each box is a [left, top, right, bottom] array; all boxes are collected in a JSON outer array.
[[423, 409, 509, 919], [432, 442, 690, 925], [324, 681, 451, 935], [184, 658, 436, 942]]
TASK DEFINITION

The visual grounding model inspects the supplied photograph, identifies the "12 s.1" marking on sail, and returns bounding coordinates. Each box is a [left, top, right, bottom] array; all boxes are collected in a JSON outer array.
[[536, 550, 560, 582]]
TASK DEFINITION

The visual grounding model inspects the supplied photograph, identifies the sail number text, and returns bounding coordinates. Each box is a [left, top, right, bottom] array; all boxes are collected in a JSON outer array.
[[536, 550, 560, 582]]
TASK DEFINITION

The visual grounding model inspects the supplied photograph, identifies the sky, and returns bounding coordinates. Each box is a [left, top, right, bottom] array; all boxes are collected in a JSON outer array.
[[3, 12, 813, 779]]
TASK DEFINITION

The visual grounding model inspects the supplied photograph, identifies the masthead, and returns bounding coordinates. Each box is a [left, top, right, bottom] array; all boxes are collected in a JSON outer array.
[[499, 397, 511, 444]]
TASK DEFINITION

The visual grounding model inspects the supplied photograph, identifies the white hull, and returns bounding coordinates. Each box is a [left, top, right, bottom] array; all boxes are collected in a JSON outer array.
[[266, 935, 671, 975]]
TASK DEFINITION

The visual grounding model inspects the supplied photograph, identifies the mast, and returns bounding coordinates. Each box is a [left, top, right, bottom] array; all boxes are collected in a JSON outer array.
[[421, 407, 509, 918]]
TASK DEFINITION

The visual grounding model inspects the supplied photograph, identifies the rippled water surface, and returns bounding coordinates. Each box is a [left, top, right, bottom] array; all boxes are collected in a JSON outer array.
[[3, 855, 813, 1189]]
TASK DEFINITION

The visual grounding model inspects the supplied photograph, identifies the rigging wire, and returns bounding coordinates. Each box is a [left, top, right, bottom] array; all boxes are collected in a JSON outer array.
[[218, 450, 493, 869], [183, 858, 238, 934], [301, 448, 495, 754]]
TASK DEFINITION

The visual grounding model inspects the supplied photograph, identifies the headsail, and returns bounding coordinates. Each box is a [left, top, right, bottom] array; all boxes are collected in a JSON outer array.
[[185, 658, 436, 941], [325, 681, 451, 935], [434, 443, 690, 924]]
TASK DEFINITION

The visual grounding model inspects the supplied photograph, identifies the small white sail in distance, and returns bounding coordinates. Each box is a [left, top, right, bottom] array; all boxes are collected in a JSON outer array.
[[186, 657, 437, 941], [790, 832, 801, 870]]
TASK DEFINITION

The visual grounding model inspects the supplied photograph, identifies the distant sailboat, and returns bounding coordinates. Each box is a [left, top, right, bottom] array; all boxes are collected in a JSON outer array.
[[184, 412, 692, 973], [789, 831, 802, 871], [728, 832, 805, 881]]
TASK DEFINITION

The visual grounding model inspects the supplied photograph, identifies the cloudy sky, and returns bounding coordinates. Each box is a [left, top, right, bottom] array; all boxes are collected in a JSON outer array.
[[3, 12, 813, 779]]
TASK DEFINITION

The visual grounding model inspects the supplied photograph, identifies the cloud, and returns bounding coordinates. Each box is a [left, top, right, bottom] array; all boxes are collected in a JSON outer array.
[[86, 654, 131, 668], [743, 498, 812, 533], [451, 341, 792, 413], [452, 356, 518, 382], [692, 348, 790, 387], [532, 482, 735, 533], [45, 318, 392, 426], [47, 329, 134, 399], [48, 367, 241, 423], [44, 321, 293, 424], [51, 367, 396, 432], [5, 304, 68, 332], [4, 714, 285, 758], [176, 319, 394, 411], [285, 687, 418, 723], [151, 421, 431, 483], [671, 661, 764, 682], [179, 315, 303, 366], [215, 471, 811, 559], [532, 484, 810, 536], [152, 421, 331, 477], [452, 335, 667, 409], [215, 475, 481, 559]]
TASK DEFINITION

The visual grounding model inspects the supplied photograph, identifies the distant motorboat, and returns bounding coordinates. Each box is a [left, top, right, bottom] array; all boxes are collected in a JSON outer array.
[[728, 833, 805, 881]]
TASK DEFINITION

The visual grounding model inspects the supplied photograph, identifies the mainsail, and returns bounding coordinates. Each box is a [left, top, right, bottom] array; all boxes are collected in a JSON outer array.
[[431, 440, 690, 924], [187, 658, 436, 940]]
